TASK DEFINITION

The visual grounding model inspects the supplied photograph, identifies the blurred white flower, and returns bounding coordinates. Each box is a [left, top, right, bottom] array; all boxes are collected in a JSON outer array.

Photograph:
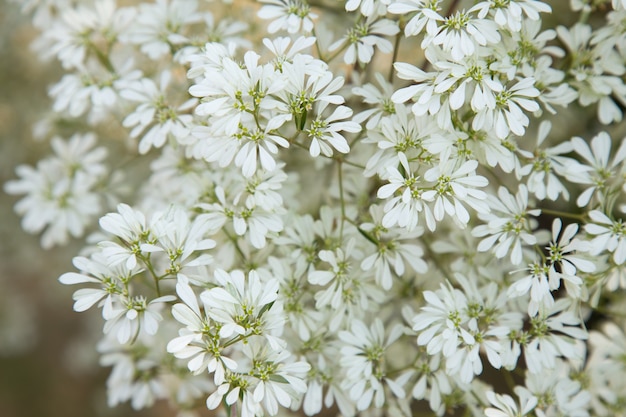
[[329, 17, 399, 65], [485, 386, 537, 417], [258, 0, 317, 34], [122, 0, 203, 59], [565, 132, 626, 207], [586, 210, 626, 265], [4, 133, 107, 248]]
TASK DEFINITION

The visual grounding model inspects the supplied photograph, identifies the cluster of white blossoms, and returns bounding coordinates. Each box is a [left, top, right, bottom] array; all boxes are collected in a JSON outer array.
[[7, 0, 626, 416]]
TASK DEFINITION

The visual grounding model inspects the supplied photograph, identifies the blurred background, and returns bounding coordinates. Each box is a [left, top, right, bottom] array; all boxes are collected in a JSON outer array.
[[0, 2, 173, 416]]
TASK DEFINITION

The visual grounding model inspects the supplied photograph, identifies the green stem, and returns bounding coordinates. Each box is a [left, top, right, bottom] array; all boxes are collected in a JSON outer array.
[[420, 235, 453, 282], [338, 161, 346, 239], [503, 368, 517, 391], [223, 228, 248, 263], [325, 42, 349, 63], [388, 30, 403, 83], [139, 254, 162, 297], [308, 0, 345, 13], [538, 208, 585, 221], [89, 42, 115, 73], [444, 0, 462, 17], [311, 27, 326, 61]]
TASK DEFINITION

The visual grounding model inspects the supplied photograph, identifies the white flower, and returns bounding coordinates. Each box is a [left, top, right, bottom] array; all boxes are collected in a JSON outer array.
[[473, 185, 540, 265], [473, 77, 540, 139], [309, 238, 358, 288], [363, 105, 438, 177], [345, 0, 388, 17], [339, 318, 403, 380], [329, 17, 399, 65], [142, 206, 216, 275], [405, 349, 452, 415], [517, 120, 575, 201], [264, 257, 322, 341], [167, 274, 238, 383], [360, 205, 428, 290], [422, 157, 490, 229], [41, 0, 135, 69], [353, 72, 397, 130], [377, 152, 428, 231], [50, 133, 108, 177], [525, 359, 591, 416], [566, 132, 626, 207], [545, 218, 595, 298], [4, 133, 106, 248], [557, 23, 626, 125], [233, 124, 291, 178], [198, 185, 284, 249], [585, 210, 626, 265], [201, 269, 285, 345], [428, 9, 501, 61], [58, 253, 131, 313], [244, 340, 310, 416], [263, 36, 316, 70], [258, 0, 318, 34], [523, 300, 588, 374], [98, 204, 154, 270], [485, 386, 537, 417], [189, 50, 287, 137], [308, 237, 383, 331], [472, 0, 551, 33], [122, 0, 203, 59], [338, 319, 407, 410], [121, 71, 195, 154], [412, 283, 474, 358], [387, 0, 442, 37], [392, 62, 440, 115], [306, 105, 361, 157], [103, 294, 175, 344], [274, 213, 317, 275], [432, 57, 503, 114], [587, 321, 626, 415], [303, 352, 355, 416], [508, 260, 553, 317], [49, 61, 140, 121]]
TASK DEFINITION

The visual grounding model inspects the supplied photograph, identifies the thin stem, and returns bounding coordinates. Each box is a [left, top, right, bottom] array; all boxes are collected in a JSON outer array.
[[325, 41, 349, 63], [348, 128, 366, 147], [338, 161, 346, 239], [533, 243, 547, 263], [89, 42, 116, 73], [539, 207, 585, 221], [311, 27, 325, 60], [503, 368, 517, 391], [308, 0, 345, 13], [139, 254, 162, 297], [444, 0, 462, 17], [420, 235, 454, 282], [388, 31, 403, 83], [222, 228, 248, 263]]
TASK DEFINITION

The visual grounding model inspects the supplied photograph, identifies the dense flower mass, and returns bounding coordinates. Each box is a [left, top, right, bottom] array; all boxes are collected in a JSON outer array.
[[7, 0, 626, 416]]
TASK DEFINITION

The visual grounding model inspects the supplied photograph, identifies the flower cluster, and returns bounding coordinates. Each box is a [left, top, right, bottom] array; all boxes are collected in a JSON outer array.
[[7, 0, 626, 416]]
